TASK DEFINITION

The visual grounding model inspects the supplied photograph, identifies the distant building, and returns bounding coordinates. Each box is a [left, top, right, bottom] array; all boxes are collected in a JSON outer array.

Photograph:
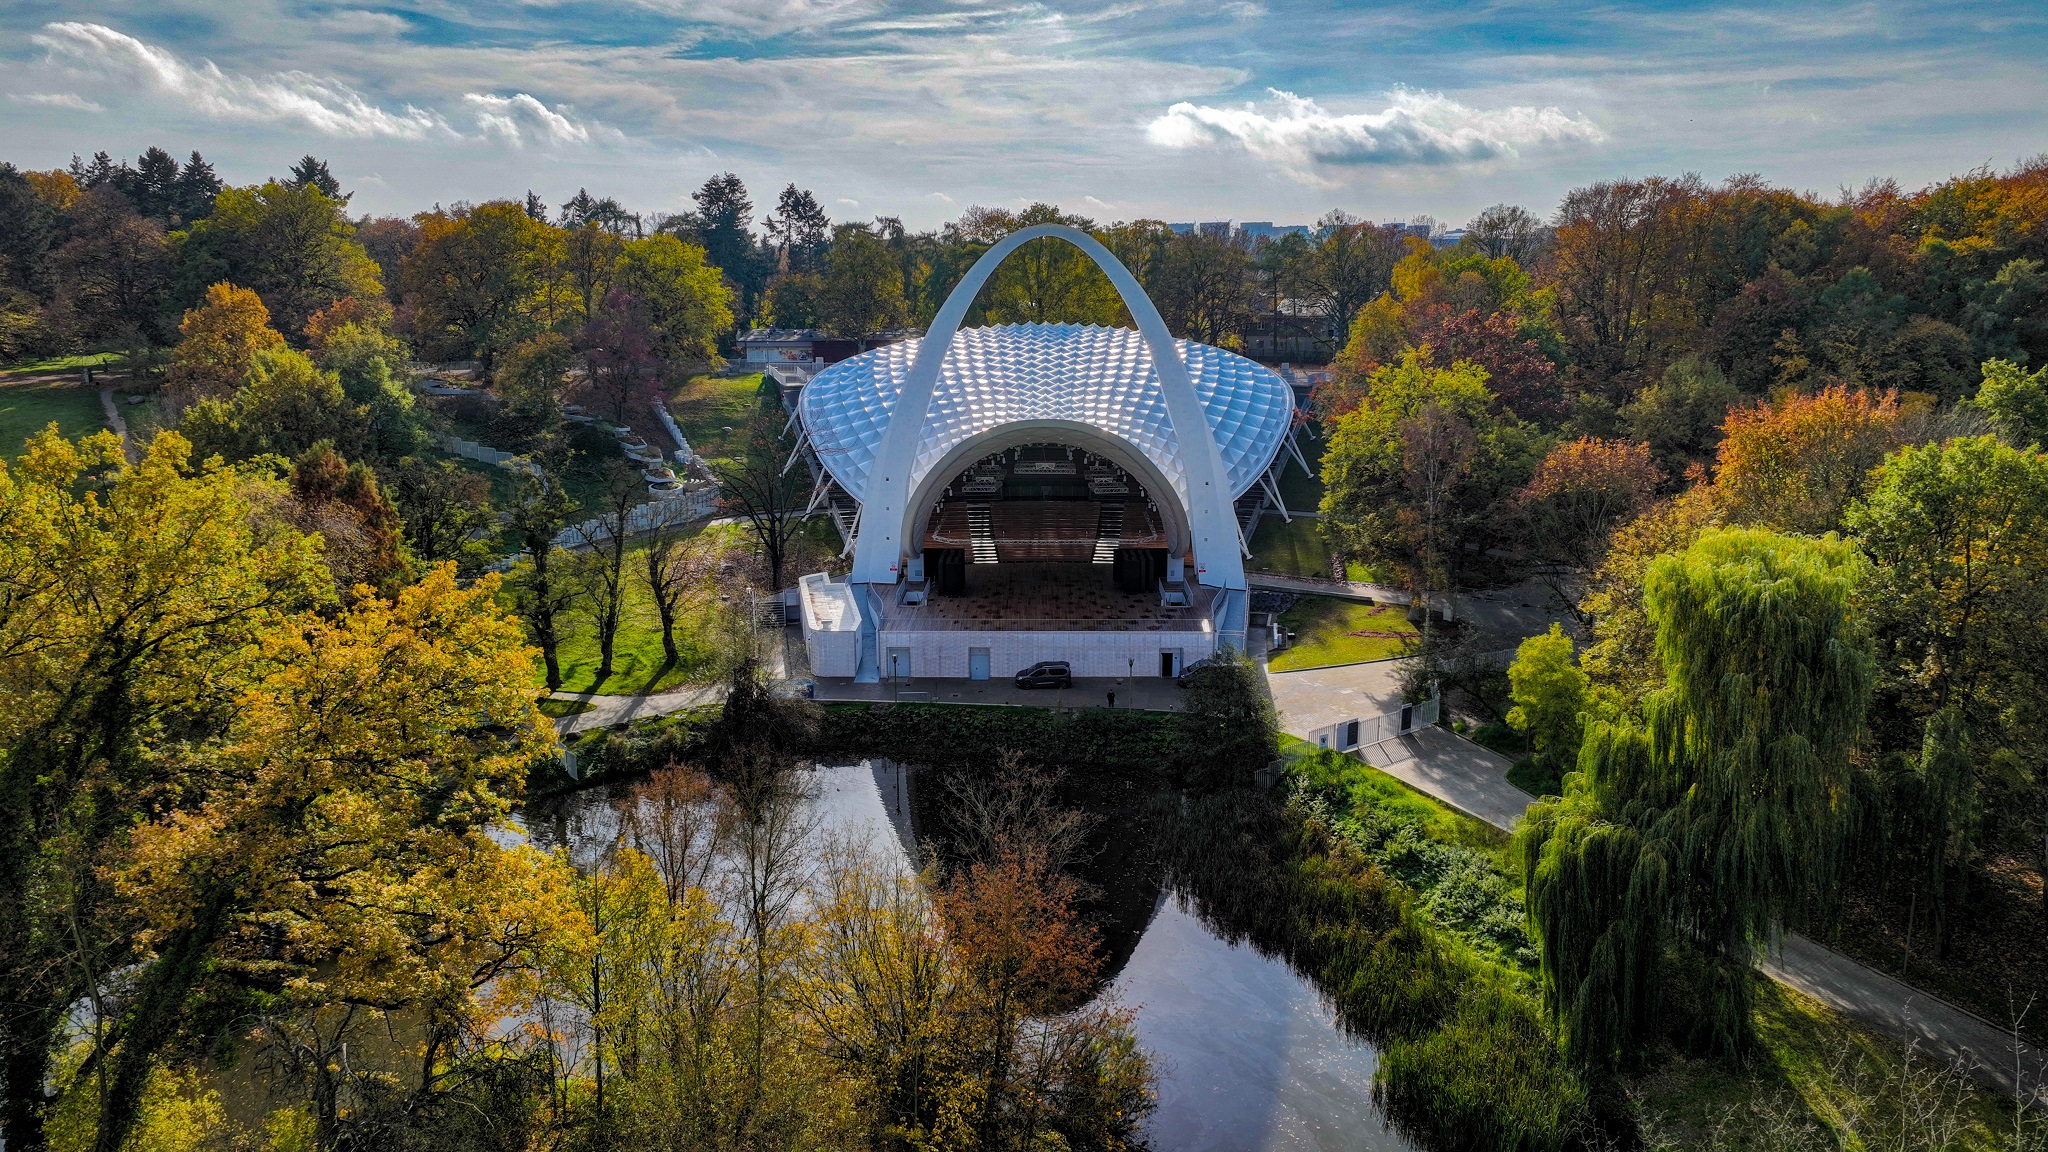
[[737, 328, 917, 367], [1236, 221, 1310, 242], [1167, 222, 1195, 234], [1431, 227, 1468, 249]]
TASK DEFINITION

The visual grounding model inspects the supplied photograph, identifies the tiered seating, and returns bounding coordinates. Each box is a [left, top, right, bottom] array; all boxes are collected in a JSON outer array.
[[989, 502, 1100, 561], [924, 499, 1170, 555]]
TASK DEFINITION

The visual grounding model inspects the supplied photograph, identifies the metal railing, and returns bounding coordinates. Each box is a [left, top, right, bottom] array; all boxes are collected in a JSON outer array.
[[1307, 688, 1441, 752]]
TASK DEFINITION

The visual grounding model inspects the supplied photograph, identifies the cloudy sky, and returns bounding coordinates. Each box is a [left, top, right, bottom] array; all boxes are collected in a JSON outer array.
[[2, 0, 2044, 229]]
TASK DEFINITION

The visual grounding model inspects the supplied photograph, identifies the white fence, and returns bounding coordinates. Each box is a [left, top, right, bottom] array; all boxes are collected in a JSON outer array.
[[651, 399, 699, 466], [442, 435, 539, 476], [1307, 688, 1441, 754]]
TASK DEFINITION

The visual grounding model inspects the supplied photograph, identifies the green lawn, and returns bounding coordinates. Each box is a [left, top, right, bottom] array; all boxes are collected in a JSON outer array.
[[0, 351, 124, 376], [1268, 595, 1418, 670], [511, 528, 744, 696], [0, 378, 110, 455], [1247, 515, 1331, 577], [669, 372, 772, 466]]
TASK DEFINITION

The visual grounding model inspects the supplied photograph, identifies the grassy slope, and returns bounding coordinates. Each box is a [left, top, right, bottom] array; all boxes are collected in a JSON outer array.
[[1248, 515, 1331, 577], [0, 378, 109, 454], [512, 526, 744, 696], [668, 372, 770, 466], [1268, 595, 1418, 670]]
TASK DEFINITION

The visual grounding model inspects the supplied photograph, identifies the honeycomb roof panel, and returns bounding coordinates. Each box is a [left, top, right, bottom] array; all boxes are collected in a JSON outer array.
[[796, 323, 1295, 508]]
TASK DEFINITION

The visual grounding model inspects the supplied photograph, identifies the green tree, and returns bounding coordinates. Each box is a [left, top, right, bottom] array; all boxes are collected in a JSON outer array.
[[1320, 350, 1545, 592], [1519, 529, 1874, 1069], [507, 468, 580, 690], [172, 181, 381, 339], [818, 225, 908, 342], [1846, 436, 2048, 922], [312, 321, 423, 457], [1969, 358, 2048, 448], [1176, 646, 1279, 787], [615, 232, 733, 365], [978, 205, 1124, 326], [1506, 624, 1589, 771], [179, 347, 362, 462]]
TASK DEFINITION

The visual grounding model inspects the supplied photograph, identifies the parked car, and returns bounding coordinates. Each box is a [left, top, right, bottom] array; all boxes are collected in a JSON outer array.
[[1014, 660, 1072, 689], [1175, 656, 1225, 688]]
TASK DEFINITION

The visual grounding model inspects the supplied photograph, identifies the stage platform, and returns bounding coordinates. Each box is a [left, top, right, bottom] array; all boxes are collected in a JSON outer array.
[[884, 562, 1209, 632]]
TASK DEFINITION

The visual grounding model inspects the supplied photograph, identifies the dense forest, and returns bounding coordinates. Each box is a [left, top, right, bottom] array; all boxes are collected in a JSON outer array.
[[1, 143, 2046, 1151]]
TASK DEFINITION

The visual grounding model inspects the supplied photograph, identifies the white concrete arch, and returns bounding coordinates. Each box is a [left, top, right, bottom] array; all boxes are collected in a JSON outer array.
[[848, 224, 1247, 592]]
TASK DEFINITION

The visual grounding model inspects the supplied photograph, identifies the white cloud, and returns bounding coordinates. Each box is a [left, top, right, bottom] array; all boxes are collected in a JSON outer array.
[[30, 23, 615, 150], [33, 22, 449, 139], [9, 92, 105, 113], [835, 197, 860, 207], [1146, 87, 1604, 182], [928, 191, 957, 204], [463, 93, 600, 146]]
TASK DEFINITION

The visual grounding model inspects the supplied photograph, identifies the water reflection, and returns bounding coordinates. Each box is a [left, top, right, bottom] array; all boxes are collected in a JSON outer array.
[[517, 762, 1409, 1152]]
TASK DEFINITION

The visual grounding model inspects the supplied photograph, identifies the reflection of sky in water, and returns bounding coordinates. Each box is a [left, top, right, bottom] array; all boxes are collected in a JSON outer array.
[[516, 763, 1406, 1152], [1113, 898, 1411, 1152]]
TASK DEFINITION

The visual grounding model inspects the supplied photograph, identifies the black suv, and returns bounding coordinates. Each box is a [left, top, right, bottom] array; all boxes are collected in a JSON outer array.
[[1013, 660, 1072, 689]]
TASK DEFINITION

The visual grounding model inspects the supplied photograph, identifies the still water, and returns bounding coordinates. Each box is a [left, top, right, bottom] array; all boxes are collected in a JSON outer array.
[[524, 762, 1411, 1152]]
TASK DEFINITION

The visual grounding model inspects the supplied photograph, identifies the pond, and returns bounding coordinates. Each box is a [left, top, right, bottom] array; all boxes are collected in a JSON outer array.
[[523, 761, 1412, 1152]]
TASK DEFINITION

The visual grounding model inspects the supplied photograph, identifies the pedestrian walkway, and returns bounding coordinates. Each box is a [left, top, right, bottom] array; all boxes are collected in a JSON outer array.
[[97, 385, 138, 464], [1267, 664, 2048, 1107], [547, 683, 724, 736]]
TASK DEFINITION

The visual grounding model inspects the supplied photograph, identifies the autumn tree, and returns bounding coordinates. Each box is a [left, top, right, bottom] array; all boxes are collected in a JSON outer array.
[[401, 200, 567, 370], [49, 186, 176, 351], [105, 565, 553, 1151], [1515, 437, 1661, 622], [0, 429, 328, 1151], [166, 281, 285, 400], [581, 289, 664, 426], [1714, 384, 1905, 533]]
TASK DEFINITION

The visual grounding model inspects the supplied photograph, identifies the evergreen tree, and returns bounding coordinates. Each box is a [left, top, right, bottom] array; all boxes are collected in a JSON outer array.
[[284, 154, 346, 202]]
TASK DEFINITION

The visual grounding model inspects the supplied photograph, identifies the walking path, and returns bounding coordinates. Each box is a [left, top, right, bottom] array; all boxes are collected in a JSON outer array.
[[547, 683, 723, 736], [1268, 660, 2048, 1106], [96, 385, 138, 464]]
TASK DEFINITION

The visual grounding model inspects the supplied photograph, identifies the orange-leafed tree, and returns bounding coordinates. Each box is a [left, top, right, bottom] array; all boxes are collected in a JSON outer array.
[[1714, 384, 1905, 533], [1517, 437, 1662, 623], [167, 281, 284, 400]]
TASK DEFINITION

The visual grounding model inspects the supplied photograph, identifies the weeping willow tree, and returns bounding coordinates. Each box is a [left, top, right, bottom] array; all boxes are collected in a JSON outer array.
[[1518, 528, 1875, 1070]]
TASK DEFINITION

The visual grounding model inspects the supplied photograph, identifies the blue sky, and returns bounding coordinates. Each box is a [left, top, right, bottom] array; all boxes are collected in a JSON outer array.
[[3, 0, 2044, 229]]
